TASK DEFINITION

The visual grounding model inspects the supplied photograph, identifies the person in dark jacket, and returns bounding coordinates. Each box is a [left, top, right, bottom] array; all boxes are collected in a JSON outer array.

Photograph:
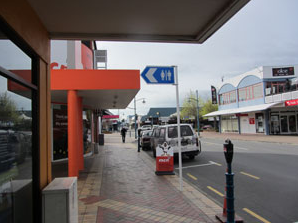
[[121, 127, 127, 143]]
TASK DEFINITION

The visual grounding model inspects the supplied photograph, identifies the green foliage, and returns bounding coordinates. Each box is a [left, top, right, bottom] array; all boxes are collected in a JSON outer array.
[[181, 90, 203, 120], [201, 99, 218, 118], [181, 91, 218, 120], [0, 92, 20, 125]]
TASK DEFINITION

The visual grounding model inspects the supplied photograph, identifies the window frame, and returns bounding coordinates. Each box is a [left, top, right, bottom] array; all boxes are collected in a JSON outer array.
[[238, 83, 263, 102]]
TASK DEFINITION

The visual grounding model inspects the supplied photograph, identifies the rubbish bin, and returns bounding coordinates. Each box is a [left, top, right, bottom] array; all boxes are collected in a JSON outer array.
[[98, 134, 104, 145]]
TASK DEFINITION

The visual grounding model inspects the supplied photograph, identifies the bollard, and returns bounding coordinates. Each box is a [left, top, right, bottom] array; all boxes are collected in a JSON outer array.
[[137, 129, 141, 152], [216, 139, 243, 223]]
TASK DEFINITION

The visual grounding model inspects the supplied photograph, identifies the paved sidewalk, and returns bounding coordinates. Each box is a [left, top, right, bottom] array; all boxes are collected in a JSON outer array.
[[77, 133, 222, 223], [201, 131, 298, 145]]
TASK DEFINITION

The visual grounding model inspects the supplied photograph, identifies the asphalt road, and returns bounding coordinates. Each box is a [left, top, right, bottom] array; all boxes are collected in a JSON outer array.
[[171, 138, 298, 223]]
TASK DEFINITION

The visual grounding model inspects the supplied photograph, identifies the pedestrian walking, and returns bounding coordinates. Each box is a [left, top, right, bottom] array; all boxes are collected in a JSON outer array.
[[121, 127, 127, 143]]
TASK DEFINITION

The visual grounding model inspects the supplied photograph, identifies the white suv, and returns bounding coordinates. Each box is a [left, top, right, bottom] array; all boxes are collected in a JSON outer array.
[[151, 124, 201, 160]]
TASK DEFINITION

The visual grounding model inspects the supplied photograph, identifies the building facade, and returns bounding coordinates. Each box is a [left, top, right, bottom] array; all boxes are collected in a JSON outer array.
[[205, 65, 298, 135]]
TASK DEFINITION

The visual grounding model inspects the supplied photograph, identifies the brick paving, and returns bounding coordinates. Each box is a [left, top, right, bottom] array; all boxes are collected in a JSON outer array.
[[77, 133, 222, 223]]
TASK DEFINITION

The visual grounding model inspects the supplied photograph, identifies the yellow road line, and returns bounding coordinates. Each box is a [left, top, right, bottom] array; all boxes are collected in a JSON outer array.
[[243, 208, 271, 223], [240, 171, 260, 180], [212, 161, 222, 166], [187, 173, 197, 181], [207, 186, 224, 197]]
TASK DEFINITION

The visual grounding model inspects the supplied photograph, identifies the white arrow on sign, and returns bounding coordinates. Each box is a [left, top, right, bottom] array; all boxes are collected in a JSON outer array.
[[145, 68, 157, 83]]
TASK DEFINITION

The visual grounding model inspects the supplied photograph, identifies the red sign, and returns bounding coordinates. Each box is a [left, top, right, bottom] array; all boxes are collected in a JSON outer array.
[[285, 99, 298, 107], [102, 115, 119, 119], [155, 142, 174, 175], [249, 118, 255, 125], [236, 113, 248, 117]]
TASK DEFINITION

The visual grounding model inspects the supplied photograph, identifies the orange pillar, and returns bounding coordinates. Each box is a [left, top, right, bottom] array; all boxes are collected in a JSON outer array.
[[77, 97, 84, 170], [68, 90, 79, 177]]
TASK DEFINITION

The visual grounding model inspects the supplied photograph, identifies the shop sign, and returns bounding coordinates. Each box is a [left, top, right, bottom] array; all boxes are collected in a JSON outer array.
[[285, 99, 298, 107], [236, 113, 248, 117], [249, 118, 255, 125], [102, 115, 119, 119], [155, 142, 174, 175], [272, 67, 294, 77], [53, 109, 68, 129], [211, 85, 217, 104]]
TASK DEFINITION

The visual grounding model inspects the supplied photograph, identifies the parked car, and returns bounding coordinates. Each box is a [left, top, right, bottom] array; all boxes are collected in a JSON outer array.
[[140, 125, 152, 131], [202, 125, 213, 130], [151, 124, 201, 159], [140, 130, 153, 150]]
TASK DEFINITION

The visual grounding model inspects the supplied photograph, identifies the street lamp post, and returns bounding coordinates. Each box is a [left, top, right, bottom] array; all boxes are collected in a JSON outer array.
[[133, 97, 146, 139], [196, 90, 200, 136], [156, 111, 160, 125], [188, 90, 200, 136]]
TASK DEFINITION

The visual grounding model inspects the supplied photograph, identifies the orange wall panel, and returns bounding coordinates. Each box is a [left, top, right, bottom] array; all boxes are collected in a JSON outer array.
[[51, 69, 140, 90]]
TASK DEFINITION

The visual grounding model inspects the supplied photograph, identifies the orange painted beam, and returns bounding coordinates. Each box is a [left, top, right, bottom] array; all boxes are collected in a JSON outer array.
[[77, 97, 84, 171], [51, 69, 140, 90], [68, 90, 79, 177]]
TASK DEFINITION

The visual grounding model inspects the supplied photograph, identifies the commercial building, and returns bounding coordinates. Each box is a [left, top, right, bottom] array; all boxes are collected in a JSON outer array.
[[1, 0, 249, 222], [205, 65, 298, 135]]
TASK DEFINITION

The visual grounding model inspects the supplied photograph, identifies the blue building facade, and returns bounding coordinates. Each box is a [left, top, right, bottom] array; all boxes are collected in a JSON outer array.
[[205, 65, 298, 135]]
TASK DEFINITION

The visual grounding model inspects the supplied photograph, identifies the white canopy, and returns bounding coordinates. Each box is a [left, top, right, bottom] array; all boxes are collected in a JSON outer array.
[[204, 102, 282, 117]]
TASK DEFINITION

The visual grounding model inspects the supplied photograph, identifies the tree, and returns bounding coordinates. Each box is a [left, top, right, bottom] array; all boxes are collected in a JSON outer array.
[[0, 92, 20, 127], [181, 90, 204, 119], [201, 99, 218, 117]]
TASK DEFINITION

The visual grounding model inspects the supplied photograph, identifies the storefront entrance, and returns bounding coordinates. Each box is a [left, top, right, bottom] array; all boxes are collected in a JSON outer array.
[[270, 111, 298, 135], [280, 114, 297, 134]]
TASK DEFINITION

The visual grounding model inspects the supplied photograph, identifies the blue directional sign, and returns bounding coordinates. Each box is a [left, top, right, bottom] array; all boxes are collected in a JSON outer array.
[[141, 66, 175, 84]]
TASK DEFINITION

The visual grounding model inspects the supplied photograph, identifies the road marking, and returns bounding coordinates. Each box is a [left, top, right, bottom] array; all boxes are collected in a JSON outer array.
[[236, 146, 248, 151], [207, 186, 224, 197], [204, 141, 248, 150], [243, 208, 271, 223], [211, 161, 222, 166], [186, 173, 197, 181], [240, 171, 260, 180], [176, 161, 221, 169]]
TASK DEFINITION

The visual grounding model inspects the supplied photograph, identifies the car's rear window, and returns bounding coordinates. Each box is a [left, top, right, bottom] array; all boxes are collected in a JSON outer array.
[[144, 131, 152, 136], [168, 126, 193, 138]]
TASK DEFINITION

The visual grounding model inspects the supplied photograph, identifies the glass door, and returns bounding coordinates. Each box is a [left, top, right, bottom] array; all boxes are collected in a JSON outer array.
[[270, 115, 280, 134], [288, 115, 297, 133], [280, 115, 288, 133], [256, 113, 264, 133]]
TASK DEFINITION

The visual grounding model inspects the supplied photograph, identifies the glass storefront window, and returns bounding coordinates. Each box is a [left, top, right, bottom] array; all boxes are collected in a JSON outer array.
[[221, 115, 239, 133], [238, 83, 263, 102], [0, 39, 32, 84], [0, 76, 33, 222], [0, 25, 35, 223], [219, 90, 236, 105]]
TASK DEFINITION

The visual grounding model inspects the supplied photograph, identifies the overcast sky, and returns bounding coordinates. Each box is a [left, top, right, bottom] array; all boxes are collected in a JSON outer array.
[[97, 0, 298, 119]]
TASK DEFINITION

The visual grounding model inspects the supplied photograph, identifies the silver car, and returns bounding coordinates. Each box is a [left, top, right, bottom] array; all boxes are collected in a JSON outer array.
[[151, 124, 201, 159]]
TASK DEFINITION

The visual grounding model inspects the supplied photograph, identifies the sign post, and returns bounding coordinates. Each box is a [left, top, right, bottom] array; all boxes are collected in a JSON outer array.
[[141, 66, 183, 190], [174, 66, 183, 191]]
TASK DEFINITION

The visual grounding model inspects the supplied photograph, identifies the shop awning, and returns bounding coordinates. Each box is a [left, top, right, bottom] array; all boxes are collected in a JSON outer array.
[[51, 69, 140, 109], [26, 0, 250, 44], [204, 102, 282, 117]]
